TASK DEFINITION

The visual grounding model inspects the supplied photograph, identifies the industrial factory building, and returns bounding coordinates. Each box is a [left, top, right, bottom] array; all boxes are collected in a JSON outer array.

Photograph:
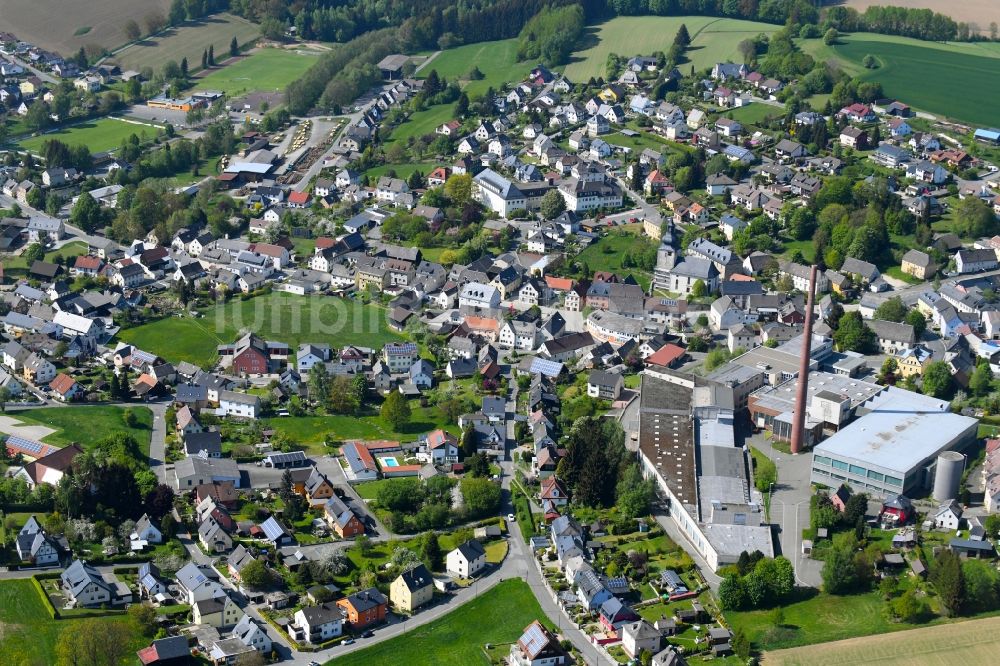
[[748, 371, 885, 447], [637, 371, 773, 571], [809, 387, 978, 497]]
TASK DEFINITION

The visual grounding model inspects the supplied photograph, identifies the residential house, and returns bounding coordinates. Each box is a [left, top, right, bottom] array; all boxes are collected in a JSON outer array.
[[508, 621, 567, 666], [337, 587, 388, 630], [390, 563, 434, 613], [587, 370, 623, 400], [290, 603, 345, 644], [622, 620, 663, 660], [61, 559, 114, 607], [446, 539, 486, 578], [901, 249, 935, 280]]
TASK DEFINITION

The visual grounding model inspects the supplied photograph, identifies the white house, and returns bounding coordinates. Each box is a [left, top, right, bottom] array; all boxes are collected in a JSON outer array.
[[61, 560, 113, 606], [498, 319, 539, 351], [218, 390, 261, 418], [175, 562, 226, 605], [473, 168, 526, 218], [129, 513, 163, 549], [290, 603, 345, 644], [446, 539, 486, 578], [934, 500, 963, 530], [459, 282, 501, 310], [15, 516, 60, 566], [232, 615, 273, 654]]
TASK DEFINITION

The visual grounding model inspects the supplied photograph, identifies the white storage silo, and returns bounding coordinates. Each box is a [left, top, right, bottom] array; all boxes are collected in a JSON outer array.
[[932, 451, 965, 502]]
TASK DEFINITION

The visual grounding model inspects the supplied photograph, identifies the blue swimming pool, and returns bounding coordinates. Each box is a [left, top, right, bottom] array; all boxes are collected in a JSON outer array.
[[381, 457, 399, 467]]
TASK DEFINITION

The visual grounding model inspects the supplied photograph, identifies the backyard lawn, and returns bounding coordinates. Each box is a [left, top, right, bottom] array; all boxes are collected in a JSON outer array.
[[327, 579, 551, 666], [0, 579, 147, 666], [364, 162, 437, 181], [8, 405, 153, 455], [19, 117, 162, 154], [2, 241, 89, 273], [117, 292, 402, 368], [194, 48, 320, 98], [726, 103, 783, 126], [264, 402, 460, 452], [574, 225, 657, 290]]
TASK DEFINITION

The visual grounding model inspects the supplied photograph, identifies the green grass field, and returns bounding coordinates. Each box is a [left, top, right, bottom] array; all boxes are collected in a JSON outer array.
[[726, 103, 783, 126], [727, 590, 977, 652], [194, 48, 321, 97], [118, 293, 402, 368], [575, 225, 657, 290], [2, 241, 89, 272], [327, 579, 551, 666], [800, 33, 1000, 126], [420, 38, 529, 97], [111, 13, 261, 73], [564, 16, 778, 81], [386, 103, 455, 144], [365, 162, 437, 181], [18, 117, 162, 154], [9, 406, 153, 455], [0, 579, 147, 666], [265, 402, 459, 451]]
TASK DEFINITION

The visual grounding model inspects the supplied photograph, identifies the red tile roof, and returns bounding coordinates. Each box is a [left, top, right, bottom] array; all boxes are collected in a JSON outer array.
[[646, 343, 686, 367], [287, 190, 310, 205], [49, 372, 77, 396], [545, 276, 575, 291], [73, 255, 102, 270]]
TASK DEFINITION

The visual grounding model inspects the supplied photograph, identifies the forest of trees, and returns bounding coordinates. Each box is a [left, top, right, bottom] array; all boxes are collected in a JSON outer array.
[[516, 4, 586, 66]]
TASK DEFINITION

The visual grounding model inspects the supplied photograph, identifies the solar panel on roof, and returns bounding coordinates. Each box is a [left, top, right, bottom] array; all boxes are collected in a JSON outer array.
[[521, 622, 548, 654], [5, 435, 56, 457]]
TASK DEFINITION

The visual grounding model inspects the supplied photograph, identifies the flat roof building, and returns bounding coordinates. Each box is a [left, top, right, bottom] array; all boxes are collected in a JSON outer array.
[[810, 387, 978, 497]]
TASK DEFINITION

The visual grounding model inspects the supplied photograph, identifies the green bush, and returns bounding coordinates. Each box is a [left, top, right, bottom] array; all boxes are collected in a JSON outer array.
[[31, 575, 59, 619]]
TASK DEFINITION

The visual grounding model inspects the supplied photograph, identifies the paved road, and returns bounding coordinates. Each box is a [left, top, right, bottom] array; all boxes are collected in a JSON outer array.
[[291, 111, 365, 193], [499, 458, 613, 666], [614, 177, 661, 229], [5, 53, 57, 84], [0, 193, 122, 253], [413, 51, 441, 74], [750, 435, 823, 588]]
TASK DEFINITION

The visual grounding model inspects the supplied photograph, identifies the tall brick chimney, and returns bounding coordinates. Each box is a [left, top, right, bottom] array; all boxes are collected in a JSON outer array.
[[789, 265, 818, 455]]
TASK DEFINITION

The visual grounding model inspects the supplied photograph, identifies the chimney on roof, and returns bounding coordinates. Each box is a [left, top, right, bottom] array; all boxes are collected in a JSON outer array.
[[789, 264, 818, 455]]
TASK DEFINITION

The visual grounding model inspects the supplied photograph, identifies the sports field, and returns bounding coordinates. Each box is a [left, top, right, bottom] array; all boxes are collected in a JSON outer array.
[[328, 579, 552, 666], [763, 615, 1000, 665], [110, 13, 260, 73], [18, 117, 162, 154], [801, 33, 1000, 126], [193, 48, 321, 97], [0, 0, 171, 53], [419, 38, 528, 96], [564, 16, 778, 81], [117, 292, 402, 368]]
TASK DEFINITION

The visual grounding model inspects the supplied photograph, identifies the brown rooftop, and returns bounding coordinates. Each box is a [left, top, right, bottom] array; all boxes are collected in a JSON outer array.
[[638, 374, 697, 508]]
